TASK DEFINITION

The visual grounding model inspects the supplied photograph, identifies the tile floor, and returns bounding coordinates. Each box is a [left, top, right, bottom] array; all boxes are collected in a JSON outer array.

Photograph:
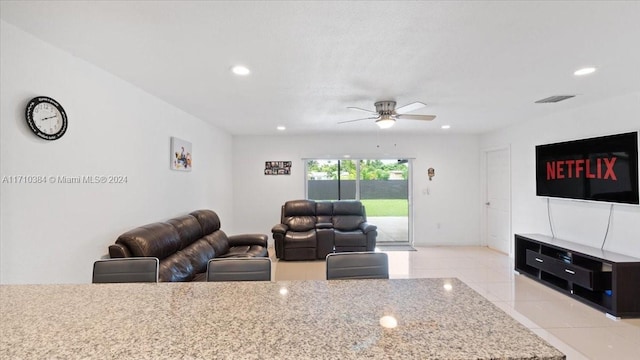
[[271, 246, 640, 360]]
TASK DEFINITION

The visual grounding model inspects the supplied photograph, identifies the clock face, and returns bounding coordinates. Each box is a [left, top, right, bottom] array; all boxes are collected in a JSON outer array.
[[25, 96, 68, 140]]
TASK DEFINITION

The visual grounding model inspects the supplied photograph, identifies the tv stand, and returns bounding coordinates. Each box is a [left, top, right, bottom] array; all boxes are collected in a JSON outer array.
[[515, 234, 640, 318]]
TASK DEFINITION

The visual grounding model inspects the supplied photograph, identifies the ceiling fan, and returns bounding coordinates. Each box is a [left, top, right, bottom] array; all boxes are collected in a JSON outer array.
[[339, 100, 436, 129]]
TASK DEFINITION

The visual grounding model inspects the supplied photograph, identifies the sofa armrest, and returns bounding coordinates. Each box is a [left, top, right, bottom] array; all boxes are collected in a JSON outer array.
[[108, 243, 131, 258], [271, 223, 288, 234], [228, 234, 268, 248], [359, 222, 377, 234]]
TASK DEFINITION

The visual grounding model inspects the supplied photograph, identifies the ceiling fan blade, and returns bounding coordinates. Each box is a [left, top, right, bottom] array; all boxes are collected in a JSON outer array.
[[347, 106, 377, 114], [395, 101, 427, 114], [338, 116, 378, 124], [396, 114, 436, 121]]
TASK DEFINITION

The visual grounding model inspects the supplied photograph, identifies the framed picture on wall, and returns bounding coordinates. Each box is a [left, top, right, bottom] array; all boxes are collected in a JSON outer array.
[[265, 161, 291, 175], [171, 137, 192, 171]]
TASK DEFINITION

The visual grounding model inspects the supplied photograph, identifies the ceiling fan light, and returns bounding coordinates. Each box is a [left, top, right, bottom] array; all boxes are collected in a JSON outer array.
[[231, 65, 251, 76], [376, 117, 395, 129]]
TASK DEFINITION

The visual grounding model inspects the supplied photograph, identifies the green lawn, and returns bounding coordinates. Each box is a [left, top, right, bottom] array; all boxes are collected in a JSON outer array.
[[360, 199, 408, 217]]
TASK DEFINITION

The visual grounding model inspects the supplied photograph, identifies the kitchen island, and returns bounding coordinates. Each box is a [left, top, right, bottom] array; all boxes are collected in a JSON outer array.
[[1, 278, 564, 359]]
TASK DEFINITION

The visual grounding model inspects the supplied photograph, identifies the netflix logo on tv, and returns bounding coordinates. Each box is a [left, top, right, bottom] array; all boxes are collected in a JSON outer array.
[[546, 157, 617, 180], [536, 132, 639, 205]]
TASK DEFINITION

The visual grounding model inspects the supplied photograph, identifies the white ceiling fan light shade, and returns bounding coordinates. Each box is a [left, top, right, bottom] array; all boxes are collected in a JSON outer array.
[[376, 115, 396, 129]]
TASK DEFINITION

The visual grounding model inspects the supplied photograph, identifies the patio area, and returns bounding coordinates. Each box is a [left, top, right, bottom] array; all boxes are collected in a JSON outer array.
[[369, 216, 408, 244]]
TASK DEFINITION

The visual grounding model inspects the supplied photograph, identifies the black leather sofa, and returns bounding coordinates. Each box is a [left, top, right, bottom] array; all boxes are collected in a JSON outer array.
[[109, 210, 268, 281], [271, 200, 377, 260]]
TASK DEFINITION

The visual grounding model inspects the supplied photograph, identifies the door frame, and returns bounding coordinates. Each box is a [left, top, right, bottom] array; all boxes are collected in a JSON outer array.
[[303, 157, 413, 246], [480, 145, 512, 256]]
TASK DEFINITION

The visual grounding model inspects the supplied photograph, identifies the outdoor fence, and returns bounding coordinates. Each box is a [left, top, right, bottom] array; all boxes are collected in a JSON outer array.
[[308, 180, 408, 200]]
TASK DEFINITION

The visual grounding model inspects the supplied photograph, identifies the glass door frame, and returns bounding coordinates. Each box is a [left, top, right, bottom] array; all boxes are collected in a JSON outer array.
[[303, 157, 413, 246]]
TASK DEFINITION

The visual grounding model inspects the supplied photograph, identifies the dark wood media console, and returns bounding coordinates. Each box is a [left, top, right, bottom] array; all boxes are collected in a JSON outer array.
[[515, 233, 640, 318]]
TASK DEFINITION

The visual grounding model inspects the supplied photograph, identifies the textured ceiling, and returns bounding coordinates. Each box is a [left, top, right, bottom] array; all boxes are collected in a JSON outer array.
[[1, 1, 639, 135]]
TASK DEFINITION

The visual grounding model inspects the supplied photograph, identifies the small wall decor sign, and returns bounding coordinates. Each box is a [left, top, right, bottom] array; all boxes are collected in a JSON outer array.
[[428, 167, 435, 181], [171, 137, 192, 171], [265, 161, 291, 175]]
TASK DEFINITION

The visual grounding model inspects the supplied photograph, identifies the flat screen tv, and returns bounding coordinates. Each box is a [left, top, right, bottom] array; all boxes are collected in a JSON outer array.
[[536, 131, 639, 205]]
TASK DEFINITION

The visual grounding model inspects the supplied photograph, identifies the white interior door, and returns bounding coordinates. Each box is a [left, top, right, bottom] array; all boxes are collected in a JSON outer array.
[[486, 148, 511, 254]]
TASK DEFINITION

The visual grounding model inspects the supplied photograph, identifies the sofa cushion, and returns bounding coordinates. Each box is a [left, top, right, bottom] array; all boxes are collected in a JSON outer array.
[[284, 230, 316, 248], [333, 216, 365, 231], [166, 215, 204, 249], [190, 209, 221, 235], [203, 231, 230, 256], [219, 245, 268, 258], [283, 200, 317, 231], [159, 252, 195, 282], [332, 201, 365, 231], [284, 200, 316, 216], [286, 216, 317, 232], [332, 201, 364, 215], [181, 238, 216, 274], [116, 222, 181, 259], [316, 201, 333, 223]]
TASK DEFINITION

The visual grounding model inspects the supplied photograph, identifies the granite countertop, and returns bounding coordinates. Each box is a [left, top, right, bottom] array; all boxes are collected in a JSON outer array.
[[0, 278, 564, 359]]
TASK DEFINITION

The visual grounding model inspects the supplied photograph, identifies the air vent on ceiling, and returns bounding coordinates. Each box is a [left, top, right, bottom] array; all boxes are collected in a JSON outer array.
[[535, 95, 576, 103]]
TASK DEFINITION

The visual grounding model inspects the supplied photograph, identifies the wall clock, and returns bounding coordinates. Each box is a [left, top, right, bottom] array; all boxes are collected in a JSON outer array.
[[25, 96, 68, 140]]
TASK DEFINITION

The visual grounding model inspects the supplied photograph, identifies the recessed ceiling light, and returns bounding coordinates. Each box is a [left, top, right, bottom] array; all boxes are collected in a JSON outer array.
[[231, 65, 250, 76], [441, 125, 451, 129], [276, 126, 286, 131], [574, 67, 596, 76]]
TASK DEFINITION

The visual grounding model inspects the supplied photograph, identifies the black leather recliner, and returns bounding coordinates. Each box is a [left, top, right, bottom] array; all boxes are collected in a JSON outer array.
[[271, 200, 318, 260], [332, 201, 376, 253], [272, 200, 377, 260]]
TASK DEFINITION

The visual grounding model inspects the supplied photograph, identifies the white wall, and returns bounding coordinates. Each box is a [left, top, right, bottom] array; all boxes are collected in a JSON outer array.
[[481, 92, 640, 258], [232, 133, 481, 247], [0, 21, 233, 284]]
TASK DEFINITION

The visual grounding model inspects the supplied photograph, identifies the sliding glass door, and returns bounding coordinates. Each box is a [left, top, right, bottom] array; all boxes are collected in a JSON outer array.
[[306, 159, 411, 245], [306, 159, 356, 200], [359, 160, 409, 244]]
